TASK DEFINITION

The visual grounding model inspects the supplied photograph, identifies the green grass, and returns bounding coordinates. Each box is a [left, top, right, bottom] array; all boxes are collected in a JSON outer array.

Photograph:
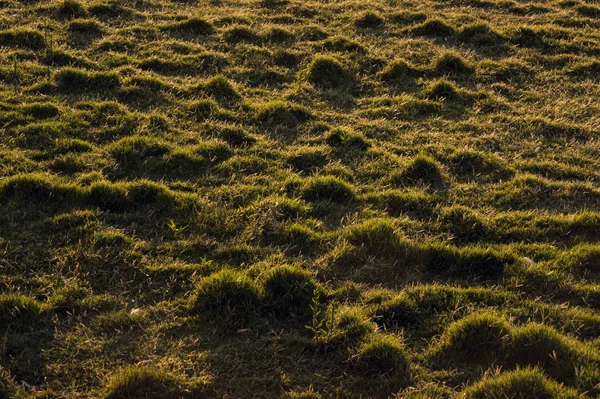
[[462, 367, 581, 399], [1, 0, 600, 397]]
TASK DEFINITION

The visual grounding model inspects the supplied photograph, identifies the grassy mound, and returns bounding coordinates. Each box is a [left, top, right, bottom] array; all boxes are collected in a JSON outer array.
[[0, 28, 45, 50], [191, 270, 261, 329], [262, 265, 318, 319], [325, 128, 370, 151], [447, 149, 514, 181], [164, 17, 214, 35], [462, 367, 580, 399], [411, 19, 456, 38], [355, 12, 385, 30], [354, 335, 411, 383], [434, 52, 474, 76], [439, 205, 489, 242], [558, 244, 600, 281], [429, 312, 511, 365], [307, 56, 351, 89], [300, 175, 355, 204], [105, 367, 184, 399], [53, 67, 121, 93], [508, 324, 580, 382], [380, 59, 421, 84], [391, 154, 447, 188]]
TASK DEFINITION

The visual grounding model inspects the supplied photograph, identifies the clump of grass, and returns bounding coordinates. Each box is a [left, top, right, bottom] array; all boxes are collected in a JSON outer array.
[[558, 244, 600, 281], [262, 265, 319, 319], [447, 149, 514, 181], [394, 96, 443, 118], [0, 173, 80, 205], [333, 309, 375, 347], [108, 136, 171, 168], [186, 99, 219, 121], [276, 223, 321, 253], [422, 79, 463, 101], [53, 67, 121, 93], [321, 35, 365, 54], [128, 180, 182, 208], [429, 312, 511, 365], [86, 181, 129, 212], [492, 174, 600, 210], [307, 55, 351, 89], [205, 123, 255, 147], [256, 101, 312, 128], [508, 324, 579, 381], [89, 180, 185, 212], [389, 11, 427, 26], [57, 0, 87, 19], [20, 102, 60, 119], [390, 154, 447, 188], [300, 175, 355, 204], [377, 293, 420, 329], [434, 51, 474, 76], [164, 17, 215, 35], [0, 294, 45, 331], [273, 49, 299, 68], [411, 19, 456, 38], [191, 269, 261, 328], [68, 19, 105, 36], [345, 218, 407, 255], [0, 28, 46, 50], [364, 189, 437, 218], [287, 146, 329, 172], [355, 12, 385, 30], [325, 127, 370, 151], [105, 366, 184, 399], [15, 121, 65, 149], [462, 367, 580, 399], [354, 335, 411, 383], [300, 25, 329, 41], [264, 26, 294, 44], [88, 1, 132, 19], [223, 25, 260, 44], [202, 75, 241, 103], [50, 154, 91, 174], [379, 59, 421, 84], [458, 23, 505, 47], [439, 205, 489, 242]]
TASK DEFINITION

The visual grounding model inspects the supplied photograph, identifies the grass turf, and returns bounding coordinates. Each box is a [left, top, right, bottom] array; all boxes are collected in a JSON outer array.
[[0, 0, 600, 397]]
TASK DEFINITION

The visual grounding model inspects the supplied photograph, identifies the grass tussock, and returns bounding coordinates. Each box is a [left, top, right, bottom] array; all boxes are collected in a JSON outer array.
[[462, 367, 580, 399], [354, 335, 411, 383], [105, 367, 185, 399], [307, 56, 351, 89], [191, 269, 261, 328]]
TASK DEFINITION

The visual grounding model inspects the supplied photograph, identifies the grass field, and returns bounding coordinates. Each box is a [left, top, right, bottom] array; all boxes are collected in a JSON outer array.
[[1, 0, 600, 397]]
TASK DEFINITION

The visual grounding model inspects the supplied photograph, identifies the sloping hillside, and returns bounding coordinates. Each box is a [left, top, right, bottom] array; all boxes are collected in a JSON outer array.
[[1, 0, 600, 397]]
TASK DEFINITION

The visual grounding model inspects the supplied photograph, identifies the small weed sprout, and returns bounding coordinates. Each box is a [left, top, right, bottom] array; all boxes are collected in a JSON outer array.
[[306, 290, 338, 345]]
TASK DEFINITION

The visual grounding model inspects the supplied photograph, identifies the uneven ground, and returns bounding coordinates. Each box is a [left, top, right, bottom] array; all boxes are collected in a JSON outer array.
[[1, 0, 600, 397]]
